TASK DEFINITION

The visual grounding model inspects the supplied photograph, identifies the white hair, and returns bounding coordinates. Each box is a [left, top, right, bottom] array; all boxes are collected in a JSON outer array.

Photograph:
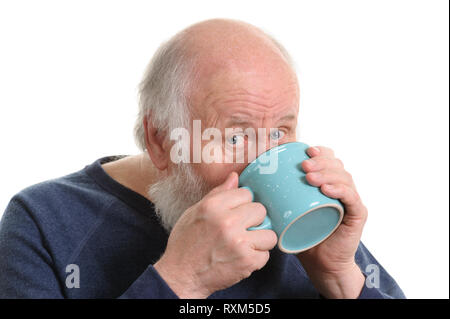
[[133, 22, 296, 151], [133, 31, 193, 151], [148, 162, 210, 232]]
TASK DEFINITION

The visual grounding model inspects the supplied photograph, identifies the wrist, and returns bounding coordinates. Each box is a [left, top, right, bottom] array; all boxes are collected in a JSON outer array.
[[308, 263, 365, 299], [154, 257, 211, 299]]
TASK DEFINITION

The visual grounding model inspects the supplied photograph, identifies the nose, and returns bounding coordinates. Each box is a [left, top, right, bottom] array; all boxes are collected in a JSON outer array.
[[248, 129, 279, 162]]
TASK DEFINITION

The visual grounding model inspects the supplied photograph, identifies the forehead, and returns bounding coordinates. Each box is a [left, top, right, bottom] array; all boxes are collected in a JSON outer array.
[[190, 64, 299, 123]]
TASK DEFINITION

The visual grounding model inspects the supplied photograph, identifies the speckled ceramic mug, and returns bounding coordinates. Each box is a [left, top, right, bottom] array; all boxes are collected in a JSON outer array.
[[238, 142, 344, 254]]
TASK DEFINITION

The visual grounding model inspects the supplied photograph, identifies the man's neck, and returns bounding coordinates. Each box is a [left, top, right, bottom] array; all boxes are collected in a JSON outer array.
[[101, 153, 159, 201]]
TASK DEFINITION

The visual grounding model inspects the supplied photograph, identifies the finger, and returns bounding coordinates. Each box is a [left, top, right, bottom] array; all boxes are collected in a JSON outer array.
[[250, 250, 271, 271], [213, 187, 254, 209], [306, 145, 335, 158], [301, 156, 344, 173], [207, 171, 238, 197], [320, 183, 368, 221], [231, 202, 267, 228], [305, 168, 354, 187], [246, 229, 278, 251]]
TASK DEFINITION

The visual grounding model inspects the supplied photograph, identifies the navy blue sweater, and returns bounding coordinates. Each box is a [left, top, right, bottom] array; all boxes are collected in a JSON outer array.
[[0, 156, 405, 298]]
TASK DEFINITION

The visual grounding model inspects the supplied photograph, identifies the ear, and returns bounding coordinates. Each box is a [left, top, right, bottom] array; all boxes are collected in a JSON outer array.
[[143, 116, 169, 171]]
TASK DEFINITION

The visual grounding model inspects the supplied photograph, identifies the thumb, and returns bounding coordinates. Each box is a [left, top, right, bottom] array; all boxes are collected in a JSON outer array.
[[208, 171, 239, 196]]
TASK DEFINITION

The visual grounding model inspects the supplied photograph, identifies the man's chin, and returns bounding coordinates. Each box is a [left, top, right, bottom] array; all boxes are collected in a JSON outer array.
[[147, 165, 210, 232]]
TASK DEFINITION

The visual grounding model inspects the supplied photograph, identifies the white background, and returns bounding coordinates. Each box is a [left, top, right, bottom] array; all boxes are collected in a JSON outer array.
[[0, 0, 448, 298]]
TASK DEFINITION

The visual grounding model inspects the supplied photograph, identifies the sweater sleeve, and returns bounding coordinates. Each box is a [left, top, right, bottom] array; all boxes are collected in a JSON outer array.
[[118, 265, 179, 299], [0, 196, 178, 299], [317, 241, 406, 299], [355, 241, 406, 299], [0, 196, 65, 298]]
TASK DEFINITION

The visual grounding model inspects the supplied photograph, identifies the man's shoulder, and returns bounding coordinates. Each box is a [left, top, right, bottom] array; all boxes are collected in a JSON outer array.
[[16, 169, 100, 202], [6, 165, 117, 225]]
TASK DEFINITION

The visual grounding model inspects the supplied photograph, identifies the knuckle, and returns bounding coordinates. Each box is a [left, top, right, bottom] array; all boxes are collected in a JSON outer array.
[[255, 251, 270, 270], [263, 250, 270, 263], [215, 217, 236, 241], [347, 186, 364, 208], [335, 158, 344, 168], [361, 205, 369, 221], [242, 269, 252, 278], [199, 197, 218, 214], [334, 184, 343, 193], [242, 188, 253, 200], [343, 185, 355, 201], [230, 236, 245, 249], [269, 231, 278, 246], [339, 183, 348, 195], [344, 171, 354, 182], [254, 202, 267, 215], [218, 217, 235, 236], [321, 146, 334, 156], [240, 254, 254, 269], [351, 187, 362, 202], [356, 192, 362, 204]]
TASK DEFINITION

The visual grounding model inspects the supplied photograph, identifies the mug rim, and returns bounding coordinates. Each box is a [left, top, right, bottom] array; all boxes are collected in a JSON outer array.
[[278, 203, 344, 254]]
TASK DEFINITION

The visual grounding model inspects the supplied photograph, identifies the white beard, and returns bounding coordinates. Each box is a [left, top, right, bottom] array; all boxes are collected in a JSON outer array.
[[148, 163, 210, 233]]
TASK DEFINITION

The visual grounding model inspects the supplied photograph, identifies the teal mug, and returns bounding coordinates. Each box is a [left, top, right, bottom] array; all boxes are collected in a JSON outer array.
[[238, 142, 344, 254]]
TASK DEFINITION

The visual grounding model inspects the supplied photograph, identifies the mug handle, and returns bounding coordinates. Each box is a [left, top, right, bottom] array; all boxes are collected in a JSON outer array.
[[239, 186, 273, 231]]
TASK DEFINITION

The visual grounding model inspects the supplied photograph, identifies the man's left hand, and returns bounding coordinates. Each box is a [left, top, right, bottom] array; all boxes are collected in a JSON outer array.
[[297, 145, 368, 298]]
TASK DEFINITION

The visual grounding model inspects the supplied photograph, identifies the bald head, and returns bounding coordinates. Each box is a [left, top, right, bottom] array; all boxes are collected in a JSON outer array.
[[178, 19, 294, 73], [159, 19, 296, 99]]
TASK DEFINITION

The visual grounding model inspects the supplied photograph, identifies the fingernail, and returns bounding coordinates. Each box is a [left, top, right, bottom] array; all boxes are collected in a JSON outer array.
[[307, 159, 315, 166], [312, 146, 320, 153]]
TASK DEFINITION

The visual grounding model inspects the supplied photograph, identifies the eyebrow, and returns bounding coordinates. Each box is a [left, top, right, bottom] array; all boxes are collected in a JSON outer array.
[[224, 116, 255, 127], [224, 113, 297, 128], [277, 114, 297, 124]]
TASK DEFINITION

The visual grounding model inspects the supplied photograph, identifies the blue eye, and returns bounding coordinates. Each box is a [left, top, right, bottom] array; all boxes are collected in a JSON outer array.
[[227, 134, 245, 146], [270, 129, 284, 141]]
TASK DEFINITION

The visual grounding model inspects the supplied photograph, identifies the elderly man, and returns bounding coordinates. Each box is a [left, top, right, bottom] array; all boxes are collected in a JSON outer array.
[[0, 19, 405, 299]]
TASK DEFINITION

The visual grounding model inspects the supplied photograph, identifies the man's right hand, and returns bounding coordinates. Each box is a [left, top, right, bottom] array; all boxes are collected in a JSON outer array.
[[153, 171, 278, 298]]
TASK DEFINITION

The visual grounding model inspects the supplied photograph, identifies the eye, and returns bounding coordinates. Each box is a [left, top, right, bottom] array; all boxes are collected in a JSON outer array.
[[270, 129, 285, 141], [226, 134, 245, 146]]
